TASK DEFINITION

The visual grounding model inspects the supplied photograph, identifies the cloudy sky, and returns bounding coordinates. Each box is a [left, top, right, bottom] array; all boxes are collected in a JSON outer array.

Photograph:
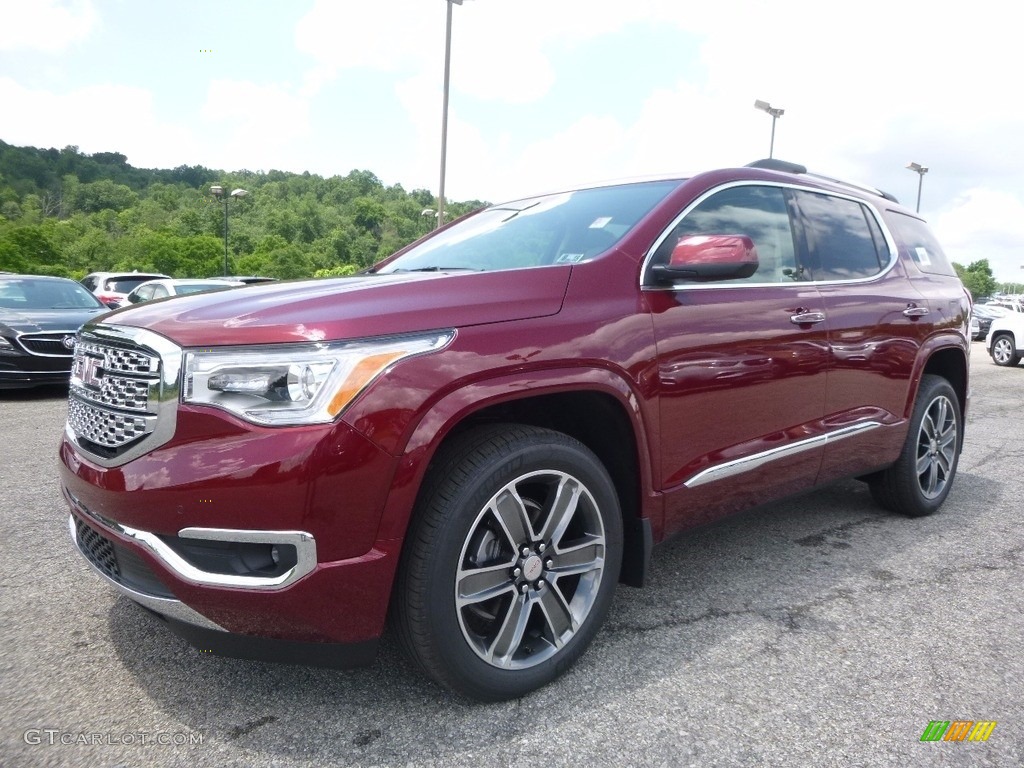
[[2, 0, 1022, 281]]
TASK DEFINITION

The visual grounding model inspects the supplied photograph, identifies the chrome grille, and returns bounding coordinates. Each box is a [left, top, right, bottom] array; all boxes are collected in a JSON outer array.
[[74, 373, 150, 411], [75, 517, 120, 581], [76, 340, 159, 375], [65, 326, 182, 467], [19, 333, 77, 357], [68, 397, 151, 448]]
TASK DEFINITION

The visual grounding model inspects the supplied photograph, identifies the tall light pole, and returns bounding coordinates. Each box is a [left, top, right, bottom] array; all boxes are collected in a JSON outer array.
[[906, 162, 928, 213], [753, 99, 785, 159], [437, 0, 466, 228], [210, 185, 248, 275]]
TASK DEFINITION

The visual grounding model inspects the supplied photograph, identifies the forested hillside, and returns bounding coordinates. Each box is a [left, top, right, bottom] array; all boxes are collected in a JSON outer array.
[[0, 140, 486, 280]]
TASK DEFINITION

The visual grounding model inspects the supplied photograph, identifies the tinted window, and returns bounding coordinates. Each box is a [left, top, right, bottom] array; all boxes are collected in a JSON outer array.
[[379, 181, 679, 274], [884, 210, 957, 277], [652, 185, 799, 284], [795, 192, 884, 280], [105, 276, 165, 293], [0, 279, 105, 309]]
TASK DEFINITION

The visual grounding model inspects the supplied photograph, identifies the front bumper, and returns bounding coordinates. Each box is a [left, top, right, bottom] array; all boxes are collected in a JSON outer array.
[[60, 411, 405, 661], [66, 499, 394, 666]]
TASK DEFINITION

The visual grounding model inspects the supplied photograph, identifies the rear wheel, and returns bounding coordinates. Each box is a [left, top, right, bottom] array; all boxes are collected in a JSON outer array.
[[393, 424, 623, 701], [991, 334, 1020, 366], [869, 374, 961, 517]]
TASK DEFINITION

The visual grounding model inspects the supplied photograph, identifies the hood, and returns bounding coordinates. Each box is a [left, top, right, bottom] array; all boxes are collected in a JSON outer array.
[[0, 307, 109, 335], [98, 267, 572, 347]]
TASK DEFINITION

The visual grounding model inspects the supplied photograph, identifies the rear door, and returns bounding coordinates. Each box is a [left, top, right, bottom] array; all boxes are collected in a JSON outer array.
[[790, 190, 934, 483]]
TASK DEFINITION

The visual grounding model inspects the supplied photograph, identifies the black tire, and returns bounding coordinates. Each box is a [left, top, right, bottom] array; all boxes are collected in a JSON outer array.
[[393, 423, 623, 701], [990, 333, 1020, 366], [868, 374, 961, 517]]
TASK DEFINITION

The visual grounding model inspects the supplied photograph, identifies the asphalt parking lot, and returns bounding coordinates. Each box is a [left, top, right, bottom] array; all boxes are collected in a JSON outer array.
[[2, 342, 1021, 767]]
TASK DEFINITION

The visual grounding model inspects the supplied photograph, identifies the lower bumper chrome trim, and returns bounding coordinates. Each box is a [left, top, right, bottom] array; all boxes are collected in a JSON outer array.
[[69, 515, 226, 632]]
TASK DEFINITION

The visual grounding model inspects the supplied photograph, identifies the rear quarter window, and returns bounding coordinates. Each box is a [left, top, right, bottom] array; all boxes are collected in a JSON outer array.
[[883, 211, 957, 277], [794, 191, 884, 280]]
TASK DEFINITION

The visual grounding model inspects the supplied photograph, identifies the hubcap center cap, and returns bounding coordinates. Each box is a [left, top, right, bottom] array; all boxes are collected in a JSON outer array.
[[522, 554, 543, 582]]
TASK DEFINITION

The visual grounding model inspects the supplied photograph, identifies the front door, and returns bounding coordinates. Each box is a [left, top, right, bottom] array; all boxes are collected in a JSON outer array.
[[643, 183, 829, 536]]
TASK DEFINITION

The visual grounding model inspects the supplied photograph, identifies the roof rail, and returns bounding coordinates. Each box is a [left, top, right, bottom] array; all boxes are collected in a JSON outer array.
[[744, 158, 900, 204], [746, 158, 807, 174]]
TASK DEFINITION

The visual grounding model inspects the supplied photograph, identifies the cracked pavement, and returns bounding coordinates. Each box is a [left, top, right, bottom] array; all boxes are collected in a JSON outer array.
[[2, 343, 1021, 767]]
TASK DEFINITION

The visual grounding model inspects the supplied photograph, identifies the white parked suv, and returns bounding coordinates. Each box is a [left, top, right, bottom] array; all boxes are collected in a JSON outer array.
[[80, 271, 170, 308], [986, 313, 1024, 366]]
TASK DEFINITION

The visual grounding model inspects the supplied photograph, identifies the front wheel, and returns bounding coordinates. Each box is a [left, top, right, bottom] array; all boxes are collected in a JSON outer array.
[[869, 374, 961, 517], [991, 334, 1020, 366], [393, 424, 623, 701]]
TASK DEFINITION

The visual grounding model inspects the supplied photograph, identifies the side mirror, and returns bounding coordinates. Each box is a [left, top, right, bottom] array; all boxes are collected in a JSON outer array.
[[651, 234, 759, 283]]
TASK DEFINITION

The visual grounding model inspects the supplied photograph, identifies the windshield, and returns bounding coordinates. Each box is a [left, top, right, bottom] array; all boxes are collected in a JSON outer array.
[[377, 180, 680, 274], [0, 279, 106, 310], [104, 276, 165, 293]]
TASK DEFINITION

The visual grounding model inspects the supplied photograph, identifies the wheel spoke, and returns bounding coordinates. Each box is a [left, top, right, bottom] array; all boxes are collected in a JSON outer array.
[[456, 559, 516, 608], [920, 457, 939, 495], [486, 592, 531, 667], [549, 535, 605, 577], [491, 488, 533, 548], [539, 476, 582, 547], [537, 586, 575, 645], [916, 451, 932, 476], [933, 399, 948, 434]]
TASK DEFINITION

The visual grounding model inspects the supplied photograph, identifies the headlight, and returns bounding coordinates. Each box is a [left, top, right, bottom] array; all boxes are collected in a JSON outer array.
[[0, 336, 17, 356], [183, 331, 454, 426]]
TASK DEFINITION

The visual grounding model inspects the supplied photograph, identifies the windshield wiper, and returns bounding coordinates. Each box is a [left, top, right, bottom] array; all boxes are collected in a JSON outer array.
[[389, 266, 483, 273]]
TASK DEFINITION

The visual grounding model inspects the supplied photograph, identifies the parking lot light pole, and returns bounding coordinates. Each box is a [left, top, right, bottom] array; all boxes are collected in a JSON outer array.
[[437, 0, 467, 229], [906, 162, 928, 213], [754, 99, 785, 159], [210, 185, 248, 275]]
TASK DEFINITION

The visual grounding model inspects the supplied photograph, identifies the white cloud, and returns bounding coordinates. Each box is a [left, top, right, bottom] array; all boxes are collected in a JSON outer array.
[[934, 188, 1024, 281], [0, 0, 97, 52], [0, 77, 200, 169], [198, 80, 311, 171]]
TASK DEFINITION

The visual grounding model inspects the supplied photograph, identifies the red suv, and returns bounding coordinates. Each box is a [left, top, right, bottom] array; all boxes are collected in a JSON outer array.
[[60, 160, 970, 700]]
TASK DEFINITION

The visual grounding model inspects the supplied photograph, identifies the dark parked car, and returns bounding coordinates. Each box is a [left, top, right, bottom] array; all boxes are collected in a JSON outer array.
[[60, 159, 970, 700], [0, 275, 109, 389], [970, 304, 1005, 341], [208, 275, 277, 284]]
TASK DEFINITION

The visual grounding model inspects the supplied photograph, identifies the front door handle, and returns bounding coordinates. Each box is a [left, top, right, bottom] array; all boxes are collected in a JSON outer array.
[[790, 311, 826, 325]]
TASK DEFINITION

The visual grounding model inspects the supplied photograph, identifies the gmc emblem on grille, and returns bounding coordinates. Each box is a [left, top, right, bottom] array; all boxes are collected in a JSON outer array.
[[80, 355, 104, 388]]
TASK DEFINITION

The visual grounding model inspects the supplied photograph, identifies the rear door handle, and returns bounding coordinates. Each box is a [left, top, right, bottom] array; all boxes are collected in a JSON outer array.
[[790, 311, 826, 325], [903, 306, 930, 318]]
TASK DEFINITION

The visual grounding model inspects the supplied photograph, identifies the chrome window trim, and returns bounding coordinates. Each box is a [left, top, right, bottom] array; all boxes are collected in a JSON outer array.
[[66, 323, 181, 467], [683, 421, 882, 489], [640, 180, 900, 292], [69, 515, 227, 632]]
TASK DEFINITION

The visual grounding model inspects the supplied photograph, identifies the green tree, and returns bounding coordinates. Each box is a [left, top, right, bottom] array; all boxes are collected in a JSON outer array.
[[953, 259, 997, 301]]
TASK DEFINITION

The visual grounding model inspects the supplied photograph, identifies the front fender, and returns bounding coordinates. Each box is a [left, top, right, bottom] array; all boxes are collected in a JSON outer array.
[[366, 366, 661, 546]]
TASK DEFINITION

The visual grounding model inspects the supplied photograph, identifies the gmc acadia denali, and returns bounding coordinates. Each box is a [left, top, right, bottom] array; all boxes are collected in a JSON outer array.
[[60, 160, 970, 700]]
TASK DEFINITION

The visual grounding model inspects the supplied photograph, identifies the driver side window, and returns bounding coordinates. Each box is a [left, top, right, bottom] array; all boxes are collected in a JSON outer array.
[[655, 185, 800, 284]]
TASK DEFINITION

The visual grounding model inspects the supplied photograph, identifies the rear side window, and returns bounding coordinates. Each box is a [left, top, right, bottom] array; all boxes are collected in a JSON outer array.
[[884, 210, 957, 276], [795, 191, 885, 280]]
